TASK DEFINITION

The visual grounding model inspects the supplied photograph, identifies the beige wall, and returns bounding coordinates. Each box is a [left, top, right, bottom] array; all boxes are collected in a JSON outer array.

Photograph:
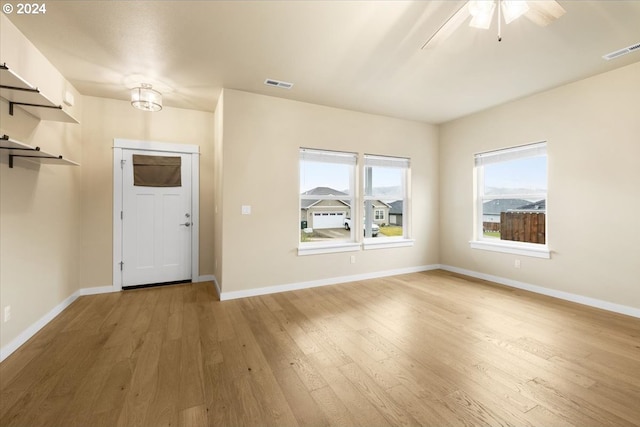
[[217, 89, 440, 294], [0, 15, 83, 348], [439, 61, 640, 309], [3, 7, 638, 356], [80, 96, 216, 288]]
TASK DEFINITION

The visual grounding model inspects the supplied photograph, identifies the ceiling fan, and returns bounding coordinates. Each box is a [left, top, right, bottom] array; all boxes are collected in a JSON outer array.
[[421, 0, 566, 49]]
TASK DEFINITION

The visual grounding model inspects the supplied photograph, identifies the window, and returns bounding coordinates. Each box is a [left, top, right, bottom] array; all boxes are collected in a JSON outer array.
[[133, 155, 181, 187], [472, 142, 549, 258], [363, 154, 411, 247], [299, 148, 358, 254]]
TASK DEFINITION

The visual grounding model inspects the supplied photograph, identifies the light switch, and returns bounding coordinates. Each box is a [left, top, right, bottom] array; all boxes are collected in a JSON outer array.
[[241, 205, 251, 215]]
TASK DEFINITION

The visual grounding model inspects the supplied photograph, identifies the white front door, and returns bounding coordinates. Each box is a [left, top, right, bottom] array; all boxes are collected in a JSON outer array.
[[121, 149, 192, 287]]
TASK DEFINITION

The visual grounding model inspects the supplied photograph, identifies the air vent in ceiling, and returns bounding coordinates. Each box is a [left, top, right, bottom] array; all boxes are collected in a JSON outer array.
[[264, 79, 294, 89], [602, 42, 640, 61]]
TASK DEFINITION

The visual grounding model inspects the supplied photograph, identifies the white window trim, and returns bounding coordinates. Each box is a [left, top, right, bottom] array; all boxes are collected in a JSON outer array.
[[364, 238, 414, 250], [298, 242, 361, 256], [472, 141, 548, 259], [298, 150, 412, 256], [469, 240, 550, 259], [299, 148, 357, 253], [364, 153, 411, 241]]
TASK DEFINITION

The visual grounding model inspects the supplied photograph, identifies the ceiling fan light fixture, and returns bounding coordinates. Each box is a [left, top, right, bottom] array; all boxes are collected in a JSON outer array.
[[468, 0, 496, 29], [131, 83, 163, 112], [502, 1, 530, 24]]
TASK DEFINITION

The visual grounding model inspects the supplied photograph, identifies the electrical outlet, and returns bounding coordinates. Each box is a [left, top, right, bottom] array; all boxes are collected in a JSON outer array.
[[350, 255, 356, 264], [3, 306, 11, 322], [514, 259, 521, 269]]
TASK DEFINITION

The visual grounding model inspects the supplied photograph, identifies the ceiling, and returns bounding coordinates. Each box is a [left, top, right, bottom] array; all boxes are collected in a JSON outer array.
[[5, 1, 640, 124]]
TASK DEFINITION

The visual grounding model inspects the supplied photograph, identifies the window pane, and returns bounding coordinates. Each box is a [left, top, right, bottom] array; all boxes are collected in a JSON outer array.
[[483, 156, 546, 196], [300, 160, 351, 195], [362, 201, 404, 238], [477, 143, 547, 245], [133, 155, 181, 187], [363, 156, 408, 239], [365, 166, 403, 197], [482, 198, 546, 241], [300, 150, 354, 245]]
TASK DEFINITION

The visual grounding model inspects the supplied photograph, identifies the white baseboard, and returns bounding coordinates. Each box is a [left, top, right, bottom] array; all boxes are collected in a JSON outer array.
[[5, 264, 635, 363], [1, 289, 80, 362], [0, 284, 118, 362], [212, 275, 221, 299], [80, 285, 118, 296], [219, 264, 440, 301], [440, 264, 640, 319]]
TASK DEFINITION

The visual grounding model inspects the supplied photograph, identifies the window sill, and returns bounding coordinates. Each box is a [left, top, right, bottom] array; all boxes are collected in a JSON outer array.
[[364, 238, 414, 250], [298, 242, 360, 256], [469, 240, 550, 259]]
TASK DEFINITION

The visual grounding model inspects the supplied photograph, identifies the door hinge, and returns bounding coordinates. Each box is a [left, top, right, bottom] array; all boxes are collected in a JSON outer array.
[[119, 261, 124, 271], [120, 159, 126, 169], [121, 211, 123, 220]]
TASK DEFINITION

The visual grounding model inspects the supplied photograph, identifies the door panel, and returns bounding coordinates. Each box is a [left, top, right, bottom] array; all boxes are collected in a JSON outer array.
[[122, 149, 192, 287]]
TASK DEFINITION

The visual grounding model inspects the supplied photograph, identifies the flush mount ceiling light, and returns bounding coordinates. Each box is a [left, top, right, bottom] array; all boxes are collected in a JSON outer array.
[[422, 0, 566, 49], [131, 83, 162, 112]]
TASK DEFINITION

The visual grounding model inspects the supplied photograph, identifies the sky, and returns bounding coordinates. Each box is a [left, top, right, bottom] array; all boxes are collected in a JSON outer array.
[[483, 156, 547, 193], [300, 162, 402, 193], [300, 156, 546, 194]]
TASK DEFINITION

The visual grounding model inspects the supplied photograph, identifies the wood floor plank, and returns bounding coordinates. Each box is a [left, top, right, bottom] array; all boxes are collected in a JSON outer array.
[[310, 385, 359, 426], [273, 365, 330, 426], [178, 404, 207, 427], [115, 330, 163, 427], [338, 362, 419, 426], [307, 357, 391, 427], [525, 377, 637, 427], [1, 272, 639, 426], [142, 338, 181, 427]]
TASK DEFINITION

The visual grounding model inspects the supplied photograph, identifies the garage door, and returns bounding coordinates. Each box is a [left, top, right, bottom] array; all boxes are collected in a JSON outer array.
[[313, 212, 345, 229]]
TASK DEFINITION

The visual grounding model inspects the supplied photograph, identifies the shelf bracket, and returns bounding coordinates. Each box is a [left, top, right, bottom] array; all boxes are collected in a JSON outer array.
[[0, 85, 40, 116], [8, 101, 64, 117], [0, 138, 42, 168], [8, 151, 59, 169]]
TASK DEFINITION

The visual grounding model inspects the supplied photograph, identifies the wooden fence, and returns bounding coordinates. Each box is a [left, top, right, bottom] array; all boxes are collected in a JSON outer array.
[[500, 212, 545, 244], [483, 222, 500, 232]]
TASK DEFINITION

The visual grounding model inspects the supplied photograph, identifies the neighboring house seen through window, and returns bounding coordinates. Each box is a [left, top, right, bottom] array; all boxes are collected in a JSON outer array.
[[299, 148, 356, 249], [299, 149, 413, 255], [472, 142, 549, 258], [364, 154, 410, 241]]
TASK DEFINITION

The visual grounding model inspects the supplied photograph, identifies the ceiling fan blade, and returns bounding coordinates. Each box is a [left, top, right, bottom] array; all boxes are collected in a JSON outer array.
[[469, 0, 496, 29], [421, 2, 471, 49], [525, 1, 566, 26]]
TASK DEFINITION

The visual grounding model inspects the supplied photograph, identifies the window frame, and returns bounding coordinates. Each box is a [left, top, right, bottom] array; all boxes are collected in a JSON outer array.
[[363, 153, 414, 250], [298, 148, 359, 256], [471, 141, 550, 259]]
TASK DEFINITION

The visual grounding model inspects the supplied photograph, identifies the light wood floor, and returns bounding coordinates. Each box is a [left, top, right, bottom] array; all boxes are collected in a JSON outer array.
[[1, 270, 640, 426]]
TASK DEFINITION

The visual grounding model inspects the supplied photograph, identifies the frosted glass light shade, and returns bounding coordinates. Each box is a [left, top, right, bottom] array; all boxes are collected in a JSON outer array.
[[469, 0, 496, 29], [502, 1, 530, 24], [131, 84, 162, 112]]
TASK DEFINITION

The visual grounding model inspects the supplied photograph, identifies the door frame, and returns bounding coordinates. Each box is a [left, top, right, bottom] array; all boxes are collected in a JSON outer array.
[[112, 138, 200, 291]]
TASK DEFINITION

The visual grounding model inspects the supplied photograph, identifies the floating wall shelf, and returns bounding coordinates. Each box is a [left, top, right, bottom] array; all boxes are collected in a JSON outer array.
[[0, 134, 79, 168], [0, 63, 79, 124]]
